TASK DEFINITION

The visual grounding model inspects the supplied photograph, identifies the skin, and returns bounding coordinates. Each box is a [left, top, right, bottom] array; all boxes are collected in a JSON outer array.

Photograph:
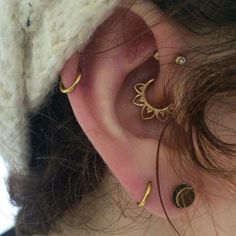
[[56, 0, 236, 235]]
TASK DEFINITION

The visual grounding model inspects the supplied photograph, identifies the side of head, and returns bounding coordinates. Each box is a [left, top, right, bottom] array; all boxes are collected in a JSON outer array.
[[6, 1, 236, 235]]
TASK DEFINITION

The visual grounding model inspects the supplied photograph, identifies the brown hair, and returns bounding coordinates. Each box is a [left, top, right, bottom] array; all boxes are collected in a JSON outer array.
[[7, 0, 236, 235]]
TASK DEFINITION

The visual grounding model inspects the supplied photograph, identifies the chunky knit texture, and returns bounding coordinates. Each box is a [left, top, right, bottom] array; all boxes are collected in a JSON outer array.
[[0, 0, 120, 173]]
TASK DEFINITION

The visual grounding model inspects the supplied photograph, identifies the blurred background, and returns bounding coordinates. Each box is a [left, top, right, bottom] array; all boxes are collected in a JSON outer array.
[[0, 157, 18, 235]]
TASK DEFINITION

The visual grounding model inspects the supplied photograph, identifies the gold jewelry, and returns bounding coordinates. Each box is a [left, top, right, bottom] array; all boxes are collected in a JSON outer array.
[[133, 79, 174, 122], [175, 56, 187, 65], [153, 51, 159, 61], [137, 181, 152, 208], [153, 50, 187, 65], [173, 184, 195, 208], [59, 72, 82, 94]]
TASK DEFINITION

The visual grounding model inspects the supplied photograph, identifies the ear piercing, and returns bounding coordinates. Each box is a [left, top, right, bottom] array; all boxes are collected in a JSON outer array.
[[137, 181, 153, 207], [153, 51, 160, 61], [175, 56, 187, 65], [133, 79, 175, 122], [133, 51, 187, 122], [173, 184, 195, 208], [59, 70, 82, 94], [137, 181, 195, 209], [153, 51, 187, 65]]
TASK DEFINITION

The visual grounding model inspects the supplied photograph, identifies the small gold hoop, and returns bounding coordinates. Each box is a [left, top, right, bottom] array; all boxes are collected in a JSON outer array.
[[137, 181, 152, 208], [133, 79, 175, 122], [59, 73, 82, 94]]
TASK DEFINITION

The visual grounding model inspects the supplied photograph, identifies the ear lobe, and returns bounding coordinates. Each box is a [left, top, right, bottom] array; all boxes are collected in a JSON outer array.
[[60, 4, 195, 218]]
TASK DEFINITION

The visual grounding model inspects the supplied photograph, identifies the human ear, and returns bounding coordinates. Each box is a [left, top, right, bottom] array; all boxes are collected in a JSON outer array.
[[60, 1, 195, 218]]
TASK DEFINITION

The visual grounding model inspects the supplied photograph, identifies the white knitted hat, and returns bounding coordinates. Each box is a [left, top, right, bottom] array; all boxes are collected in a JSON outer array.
[[0, 0, 120, 173]]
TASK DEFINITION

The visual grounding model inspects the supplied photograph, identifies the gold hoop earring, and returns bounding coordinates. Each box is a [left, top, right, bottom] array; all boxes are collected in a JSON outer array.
[[137, 181, 152, 208], [173, 184, 195, 208], [59, 72, 82, 94], [133, 79, 174, 122]]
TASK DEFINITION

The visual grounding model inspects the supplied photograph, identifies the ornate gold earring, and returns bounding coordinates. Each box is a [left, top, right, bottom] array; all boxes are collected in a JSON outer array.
[[59, 70, 82, 94], [133, 79, 175, 122], [137, 181, 152, 208], [133, 51, 186, 122], [173, 184, 195, 208]]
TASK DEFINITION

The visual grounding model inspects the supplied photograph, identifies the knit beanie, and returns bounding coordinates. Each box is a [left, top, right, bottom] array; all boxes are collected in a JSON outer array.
[[0, 0, 120, 173]]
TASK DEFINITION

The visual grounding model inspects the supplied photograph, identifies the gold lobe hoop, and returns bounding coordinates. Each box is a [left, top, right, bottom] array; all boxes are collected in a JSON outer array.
[[59, 73, 82, 94], [137, 181, 152, 208], [133, 79, 174, 122]]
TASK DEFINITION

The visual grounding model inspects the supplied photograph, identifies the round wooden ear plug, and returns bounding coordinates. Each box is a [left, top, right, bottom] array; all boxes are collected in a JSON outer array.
[[173, 184, 195, 208]]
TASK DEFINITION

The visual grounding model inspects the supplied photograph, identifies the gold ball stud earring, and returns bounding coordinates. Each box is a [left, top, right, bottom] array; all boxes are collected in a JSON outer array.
[[153, 50, 187, 65], [137, 181, 152, 208]]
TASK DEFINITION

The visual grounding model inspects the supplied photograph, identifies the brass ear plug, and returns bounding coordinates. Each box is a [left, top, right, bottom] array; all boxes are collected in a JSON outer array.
[[173, 184, 195, 208], [175, 56, 187, 65]]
